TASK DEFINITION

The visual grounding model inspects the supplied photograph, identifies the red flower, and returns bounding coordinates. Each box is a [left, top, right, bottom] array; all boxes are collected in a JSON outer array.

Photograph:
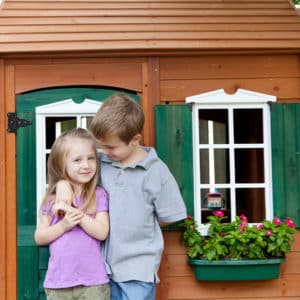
[[256, 223, 263, 230], [266, 230, 273, 236], [213, 210, 224, 217], [240, 222, 247, 229], [285, 218, 295, 228], [239, 214, 248, 223], [273, 217, 281, 226]]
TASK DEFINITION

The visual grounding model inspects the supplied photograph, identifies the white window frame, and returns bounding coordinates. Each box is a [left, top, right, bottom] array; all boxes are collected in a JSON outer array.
[[186, 89, 276, 234], [35, 98, 102, 222]]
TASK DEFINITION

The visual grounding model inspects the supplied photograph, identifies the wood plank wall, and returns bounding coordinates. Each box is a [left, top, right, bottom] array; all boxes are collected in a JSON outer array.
[[156, 53, 300, 299], [158, 231, 300, 300], [0, 51, 299, 299], [0, 0, 300, 53], [0, 59, 6, 300], [159, 55, 300, 103]]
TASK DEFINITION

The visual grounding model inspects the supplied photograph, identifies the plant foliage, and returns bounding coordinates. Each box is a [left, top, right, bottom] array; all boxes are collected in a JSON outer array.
[[180, 211, 297, 261]]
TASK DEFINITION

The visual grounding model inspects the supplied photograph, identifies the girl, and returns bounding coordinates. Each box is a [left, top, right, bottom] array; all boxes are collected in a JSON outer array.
[[34, 128, 110, 300]]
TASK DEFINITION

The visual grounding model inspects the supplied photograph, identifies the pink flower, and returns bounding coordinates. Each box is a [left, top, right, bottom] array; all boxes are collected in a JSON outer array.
[[266, 230, 273, 236], [239, 229, 245, 234], [240, 222, 247, 229], [187, 215, 193, 220], [285, 218, 295, 228], [213, 210, 224, 217], [256, 223, 263, 230], [273, 217, 281, 226], [240, 214, 248, 223]]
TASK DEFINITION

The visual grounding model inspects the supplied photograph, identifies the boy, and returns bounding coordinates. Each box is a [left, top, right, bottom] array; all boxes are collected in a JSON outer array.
[[56, 94, 187, 300]]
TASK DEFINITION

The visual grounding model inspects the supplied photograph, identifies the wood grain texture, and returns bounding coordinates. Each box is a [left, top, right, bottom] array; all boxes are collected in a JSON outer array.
[[0, 0, 300, 53], [159, 55, 300, 103], [0, 59, 6, 300], [157, 231, 300, 300]]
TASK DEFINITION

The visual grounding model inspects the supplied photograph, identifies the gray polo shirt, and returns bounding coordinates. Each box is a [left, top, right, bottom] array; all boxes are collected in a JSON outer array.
[[99, 147, 187, 283]]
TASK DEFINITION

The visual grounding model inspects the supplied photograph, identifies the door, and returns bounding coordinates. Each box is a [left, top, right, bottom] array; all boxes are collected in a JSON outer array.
[[17, 87, 139, 300]]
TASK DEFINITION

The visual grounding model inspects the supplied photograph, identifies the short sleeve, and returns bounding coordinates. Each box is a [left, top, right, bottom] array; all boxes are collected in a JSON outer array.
[[151, 163, 187, 223], [95, 187, 109, 212], [41, 200, 54, 216]]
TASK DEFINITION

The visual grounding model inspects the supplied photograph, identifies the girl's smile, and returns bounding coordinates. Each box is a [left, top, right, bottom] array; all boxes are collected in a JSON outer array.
[[65, 138, 97, 193]]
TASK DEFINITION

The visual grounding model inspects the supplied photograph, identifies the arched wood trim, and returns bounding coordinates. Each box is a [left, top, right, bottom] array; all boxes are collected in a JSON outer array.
[[15, 62, 143, 94]]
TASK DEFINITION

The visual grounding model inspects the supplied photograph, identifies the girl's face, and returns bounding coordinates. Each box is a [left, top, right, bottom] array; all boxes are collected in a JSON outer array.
[[65, 138, 97, 193]]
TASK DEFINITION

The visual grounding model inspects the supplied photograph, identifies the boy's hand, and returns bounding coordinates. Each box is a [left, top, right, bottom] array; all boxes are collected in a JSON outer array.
[[52, 201, 75, 218], [60, 209, 84, 232]]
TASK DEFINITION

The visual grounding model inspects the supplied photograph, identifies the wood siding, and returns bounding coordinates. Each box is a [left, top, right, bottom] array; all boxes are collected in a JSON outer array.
[[156, 53, 300, 299], [0, 0, 300, 53], [0, 0, 299, 294], [158, 231, 300, 300], [159, 55, 300, 103], [0, 53, 298, 300]]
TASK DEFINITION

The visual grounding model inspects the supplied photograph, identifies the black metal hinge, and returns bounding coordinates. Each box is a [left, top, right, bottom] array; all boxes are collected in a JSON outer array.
[[7, 112, 32, 133]]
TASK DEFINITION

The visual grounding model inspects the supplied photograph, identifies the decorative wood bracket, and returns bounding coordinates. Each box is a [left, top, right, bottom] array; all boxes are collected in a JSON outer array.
[[7, 112, 32, 133]]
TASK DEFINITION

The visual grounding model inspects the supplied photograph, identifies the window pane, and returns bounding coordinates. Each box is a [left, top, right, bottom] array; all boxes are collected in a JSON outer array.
[[46, 117, 76, 149], [82, 116, 94, 129], [201, 188, 231, 222], [234, 109, 263, 143], [236, 188, 265, 222], [215, 149, 230, 184], [218, 188, 230, 211], [235, 149, 264, 183], [200, 149, 209, 184], [46, 153, 50, 184], [198, 109, 228, 144]]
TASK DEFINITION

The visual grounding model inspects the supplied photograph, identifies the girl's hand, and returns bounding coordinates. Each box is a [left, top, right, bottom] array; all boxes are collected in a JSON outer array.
[[60, 209, 84, 232]]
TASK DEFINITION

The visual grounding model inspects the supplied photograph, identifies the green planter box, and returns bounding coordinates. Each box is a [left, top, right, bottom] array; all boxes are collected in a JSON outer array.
[[188, 257, 285, 281]]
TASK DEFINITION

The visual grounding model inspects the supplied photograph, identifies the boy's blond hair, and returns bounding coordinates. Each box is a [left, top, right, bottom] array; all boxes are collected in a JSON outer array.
[[90, 93, 144, 144], [41, 128, 99, 214]]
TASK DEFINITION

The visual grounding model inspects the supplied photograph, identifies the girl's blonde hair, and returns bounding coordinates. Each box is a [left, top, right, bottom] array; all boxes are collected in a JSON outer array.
[[41, 127, 99, 214]]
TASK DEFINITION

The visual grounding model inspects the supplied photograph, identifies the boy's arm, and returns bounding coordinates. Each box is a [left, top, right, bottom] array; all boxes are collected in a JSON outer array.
[[155, 171, 187, 224], [54, 180, 75, 216], [34, 208, 83, 245], [79, 211, 109, 241]]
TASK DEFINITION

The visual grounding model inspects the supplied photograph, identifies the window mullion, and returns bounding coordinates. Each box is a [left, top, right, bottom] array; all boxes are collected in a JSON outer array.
[[208, 120, 215, 191], [228, 108, 236, 219]]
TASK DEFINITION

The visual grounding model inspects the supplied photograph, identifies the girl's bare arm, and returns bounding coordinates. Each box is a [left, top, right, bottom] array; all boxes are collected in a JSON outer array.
[[79, 211, 109, 241], [34, 208, 83, 245]]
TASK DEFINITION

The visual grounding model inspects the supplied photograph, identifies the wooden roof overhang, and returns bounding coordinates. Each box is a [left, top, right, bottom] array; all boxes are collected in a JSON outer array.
[[0, 0, 300, 56]]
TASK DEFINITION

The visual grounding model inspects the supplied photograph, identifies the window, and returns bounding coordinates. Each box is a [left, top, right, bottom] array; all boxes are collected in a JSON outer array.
[[35, 99, 101, 221], [186, 89, 276, 234]]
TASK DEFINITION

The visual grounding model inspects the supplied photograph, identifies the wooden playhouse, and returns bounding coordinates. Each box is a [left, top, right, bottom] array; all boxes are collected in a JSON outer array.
[[1, 0, 300, 299]]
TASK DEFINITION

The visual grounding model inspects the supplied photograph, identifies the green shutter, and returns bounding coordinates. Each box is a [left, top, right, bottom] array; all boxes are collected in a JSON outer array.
[[155, 104, 194, 218], [271, 104, 300, 226]]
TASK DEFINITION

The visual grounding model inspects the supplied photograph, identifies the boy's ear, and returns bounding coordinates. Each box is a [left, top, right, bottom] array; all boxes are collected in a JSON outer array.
[[131, 134, 142, 144]]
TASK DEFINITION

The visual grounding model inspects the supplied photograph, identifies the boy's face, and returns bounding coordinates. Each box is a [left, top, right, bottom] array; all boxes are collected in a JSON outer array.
[[97, 134, 140, 164]]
